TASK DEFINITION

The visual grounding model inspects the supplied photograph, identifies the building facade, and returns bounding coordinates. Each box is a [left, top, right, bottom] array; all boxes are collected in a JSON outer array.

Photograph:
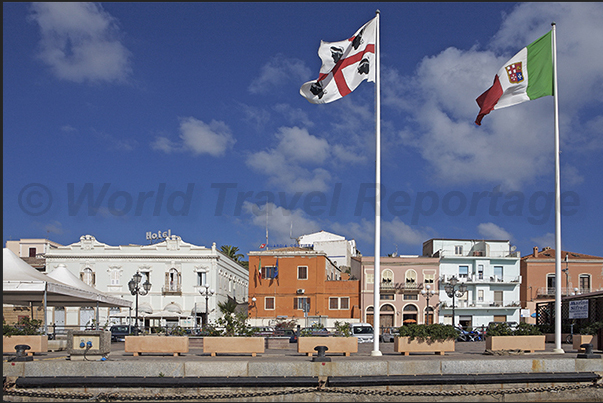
[[297, 230, 359, 270], [43, 235, 248, 330], [360, 256, 440, 329], [520, 246, 603, 324], [423, 239, 521, 329], [5, 238, 63, 271], [247, 247, 361, 328]]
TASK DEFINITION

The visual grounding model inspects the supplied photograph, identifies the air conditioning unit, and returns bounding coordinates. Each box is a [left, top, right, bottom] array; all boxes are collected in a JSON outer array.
[[296, 289, 305, 294]]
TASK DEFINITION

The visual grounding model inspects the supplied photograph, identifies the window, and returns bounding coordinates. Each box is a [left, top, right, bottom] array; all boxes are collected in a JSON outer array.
[[109, 269, 120, 285], [403, 294, 418, 300], [478, 290, 484, 302], [366, 273, 374, 285], [382, 269, 393, 283], [167, 268, 180, 291], [493, 291, 503, 306], [328, 297, 350, 310], [455, 245, 463, 255], [459, 265, 469, 278], [82, 268, 95, 286], [424, 273, 434, 284], [381, 294, 394, 300], [329, 297, 339, 309], [265, 297, 275, 310], [294, 297, 311, 311], [405, 270, 416, 284], [140, 271, 150, 285], [298, 266, 308, 280], [197, 272, 207, 286], [579, 275, 591, 293], [262, 266, 276, 279], [546, 274, 555, 295], [29, 248, 36, 257], [493, 266, 503, 280], [478, 265, 484, 280]]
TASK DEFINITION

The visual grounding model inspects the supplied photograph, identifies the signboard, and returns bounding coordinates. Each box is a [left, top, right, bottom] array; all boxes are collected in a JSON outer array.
[[569, 299, 589, 319], [520, 309, 530, 318]]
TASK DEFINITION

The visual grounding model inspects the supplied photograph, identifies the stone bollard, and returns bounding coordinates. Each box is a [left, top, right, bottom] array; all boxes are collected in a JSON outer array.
[[577, 343, 601, 359], [13, 344, 33, 362], [312, 345, 331, 362]]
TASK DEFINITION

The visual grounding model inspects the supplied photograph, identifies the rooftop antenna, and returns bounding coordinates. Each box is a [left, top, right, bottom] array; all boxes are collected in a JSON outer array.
[[265, 204, 269, 250], [289, 221, 299, 246]]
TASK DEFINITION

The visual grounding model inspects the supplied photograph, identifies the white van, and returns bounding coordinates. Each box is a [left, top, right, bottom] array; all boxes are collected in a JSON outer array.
[[351, 323, 374, 343]]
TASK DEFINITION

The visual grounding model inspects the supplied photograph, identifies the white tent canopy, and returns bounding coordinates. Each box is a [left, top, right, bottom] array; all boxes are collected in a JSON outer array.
[[3, 248, 131, 308]]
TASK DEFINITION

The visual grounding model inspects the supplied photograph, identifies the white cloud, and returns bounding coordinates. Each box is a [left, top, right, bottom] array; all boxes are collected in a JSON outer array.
[[28, 2, 132, 83], [246, 126, 333, 192], [152, 117, 235, 157], [242, 202, 321, 245], [477, 222, 513, 241], [248, 55, 312, 94], [385, 3, 603, 189], [530, 232, 555, 250]]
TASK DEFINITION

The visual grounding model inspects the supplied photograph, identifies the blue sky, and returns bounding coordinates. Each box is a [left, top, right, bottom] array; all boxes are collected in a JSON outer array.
[[3, 2, 603, 259]]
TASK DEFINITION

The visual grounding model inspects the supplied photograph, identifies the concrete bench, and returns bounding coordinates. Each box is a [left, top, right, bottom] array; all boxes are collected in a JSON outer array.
[[203, 337, 264, 357], [125, 336, 188, 357], [297, 337, 358, 356]]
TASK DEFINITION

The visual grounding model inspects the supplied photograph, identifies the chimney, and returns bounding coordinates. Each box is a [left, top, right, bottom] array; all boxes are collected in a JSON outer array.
[[533, 247, 538, 257]]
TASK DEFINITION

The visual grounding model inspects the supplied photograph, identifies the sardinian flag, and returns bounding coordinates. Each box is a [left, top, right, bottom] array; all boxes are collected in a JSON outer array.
[[300, 17, 377, 104]]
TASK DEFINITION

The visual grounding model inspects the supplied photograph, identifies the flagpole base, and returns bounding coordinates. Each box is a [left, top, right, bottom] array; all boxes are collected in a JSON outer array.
[[371, 350, 382, 356], [553, 348, 565, 353]]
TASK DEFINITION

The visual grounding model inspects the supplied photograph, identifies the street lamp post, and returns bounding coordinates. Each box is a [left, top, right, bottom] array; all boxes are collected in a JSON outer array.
[[199, 285, 215, 329], [444, 276, 467, 327], [250, 297, 257, 322], [420, 284, 435, 324], [562, 254, 569, 296], [128, 272, 151, 335]]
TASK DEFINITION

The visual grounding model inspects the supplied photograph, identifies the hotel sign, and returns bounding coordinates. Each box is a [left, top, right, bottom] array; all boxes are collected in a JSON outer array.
[[146, 229, 173, 241]]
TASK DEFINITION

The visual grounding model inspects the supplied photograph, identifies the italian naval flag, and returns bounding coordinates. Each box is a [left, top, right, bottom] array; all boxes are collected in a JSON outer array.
[[475, 30, 553, 125]]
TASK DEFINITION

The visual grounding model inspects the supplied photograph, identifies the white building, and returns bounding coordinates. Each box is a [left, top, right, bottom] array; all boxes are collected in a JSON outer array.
[[297, 230, 359, 269], [44, 235, 248, 330], [423, 239, 521, 329]]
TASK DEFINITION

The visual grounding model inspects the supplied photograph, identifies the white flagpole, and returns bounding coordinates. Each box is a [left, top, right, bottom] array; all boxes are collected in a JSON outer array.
[[371, 9, 382, 356], [551, 22, 564, 353]]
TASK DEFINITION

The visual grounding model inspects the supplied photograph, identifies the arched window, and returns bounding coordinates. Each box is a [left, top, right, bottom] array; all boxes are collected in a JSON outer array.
[[166, 268, 181, 292], [81, 268, 95, 286], [405, 269, 417, 284], [382, 269, 393, 284]]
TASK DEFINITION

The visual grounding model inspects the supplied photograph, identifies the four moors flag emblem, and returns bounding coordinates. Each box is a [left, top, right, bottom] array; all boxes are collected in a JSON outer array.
[[300, 17, 377, 104]]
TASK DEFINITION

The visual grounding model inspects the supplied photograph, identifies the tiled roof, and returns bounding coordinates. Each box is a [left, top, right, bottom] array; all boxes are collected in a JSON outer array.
[[522, 247, 603, 260]]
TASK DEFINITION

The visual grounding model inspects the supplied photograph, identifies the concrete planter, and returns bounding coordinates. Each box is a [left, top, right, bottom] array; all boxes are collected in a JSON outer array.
[[297, 336, 358, 356], [485, 335, 546, 352], [573, 334, 598, 351], [393, 336, 455, 355], [3, 335, 48, 355], [203, 336, 265, 357], [265, 337, 291, 349], [125, 335, 189, 356]]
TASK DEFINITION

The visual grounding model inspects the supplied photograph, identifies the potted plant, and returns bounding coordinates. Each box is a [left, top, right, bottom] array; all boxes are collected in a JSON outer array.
[[573, 321, 602, 351], [297, 321, 358, 356], [394, 323, 457, 355], [3, 317, 48, 355], [485, 322, 545, 352], [201, 298, 264, 356]]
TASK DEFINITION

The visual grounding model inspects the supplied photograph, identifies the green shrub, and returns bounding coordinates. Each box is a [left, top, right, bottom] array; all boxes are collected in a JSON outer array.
[[333, 321, 352, 337], [581, 321, 603, 336], [486, 322, 542, 336], [397, 323, 458, 342], [3, 317, 44, 336]]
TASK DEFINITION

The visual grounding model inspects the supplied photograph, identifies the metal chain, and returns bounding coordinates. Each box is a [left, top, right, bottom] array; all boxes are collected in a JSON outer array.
[[4, 382, 601, 401]]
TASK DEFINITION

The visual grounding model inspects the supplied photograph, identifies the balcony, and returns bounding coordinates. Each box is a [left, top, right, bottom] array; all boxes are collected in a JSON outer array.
[[440, 275, 521, 284], [440, 300, 521, 309], [380, 282, 423, 294], [162, 282, 182, 295], [536, 287, 590, 298]]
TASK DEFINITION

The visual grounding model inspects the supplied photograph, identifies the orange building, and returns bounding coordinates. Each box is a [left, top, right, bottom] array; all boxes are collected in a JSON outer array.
[[247, 247, 360, 328], [520, 246, 603, 324]]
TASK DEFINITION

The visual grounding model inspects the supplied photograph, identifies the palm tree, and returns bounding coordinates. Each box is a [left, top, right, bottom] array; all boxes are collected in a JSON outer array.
[[220, 245, 244, 262]]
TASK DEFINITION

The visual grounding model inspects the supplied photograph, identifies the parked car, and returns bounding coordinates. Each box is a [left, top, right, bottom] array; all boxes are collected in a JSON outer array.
[[299, 326, 330, 337], [273, 328, 296, 343], [380, 326, 399, 343], [351, 323, 374, 343], [110, 325, 131, 342], [250, 326, 275, 337]]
